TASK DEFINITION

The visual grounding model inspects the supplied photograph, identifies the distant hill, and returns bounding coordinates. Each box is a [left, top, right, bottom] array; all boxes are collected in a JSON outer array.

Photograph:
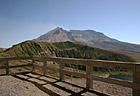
[[34, 27, 140, 60], [0, 40, 135, 62]]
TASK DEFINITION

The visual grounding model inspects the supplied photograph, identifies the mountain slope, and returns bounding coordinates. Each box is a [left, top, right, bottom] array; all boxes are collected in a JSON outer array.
[[0, 48, 7, 53], [0, 40, 135, 62], [34, 27, 140, 60], [53, 41, 135, 62], [0, 41, 58, 57]]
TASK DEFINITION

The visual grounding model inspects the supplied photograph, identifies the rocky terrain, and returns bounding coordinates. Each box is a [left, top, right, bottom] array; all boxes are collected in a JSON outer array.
[[0, 73, 132, 96], [0, 75, 48, 96]]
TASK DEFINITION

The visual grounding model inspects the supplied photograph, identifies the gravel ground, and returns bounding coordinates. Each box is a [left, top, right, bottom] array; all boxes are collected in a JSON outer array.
[[65, 79, 132, 96], [0, 75, 49, 96], [0, 73, 132, 96]]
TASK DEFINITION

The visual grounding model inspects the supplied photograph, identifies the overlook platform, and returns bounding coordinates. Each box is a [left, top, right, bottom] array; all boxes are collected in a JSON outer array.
[[0, 57, 140, 96], [0, 72, 132, 96]]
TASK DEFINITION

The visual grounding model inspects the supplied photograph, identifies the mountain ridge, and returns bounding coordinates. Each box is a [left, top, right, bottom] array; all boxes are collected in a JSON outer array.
[[34, 27, 140, 60], [0, 40, 135, 62]]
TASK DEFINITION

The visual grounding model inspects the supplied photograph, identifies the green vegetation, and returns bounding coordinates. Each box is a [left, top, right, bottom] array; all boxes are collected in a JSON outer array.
[[64, 63, 132, 77], [0, 40, 136, 77], [53, 41, 136, 62], [0, 41, 58, 57], [0, 40, 136, 62]]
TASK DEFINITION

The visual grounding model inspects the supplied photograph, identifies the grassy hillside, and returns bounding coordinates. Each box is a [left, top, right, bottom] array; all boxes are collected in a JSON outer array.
[[0, 41, 136, 62], [0, 41, 59, 58], [53, 41, 136, 62]]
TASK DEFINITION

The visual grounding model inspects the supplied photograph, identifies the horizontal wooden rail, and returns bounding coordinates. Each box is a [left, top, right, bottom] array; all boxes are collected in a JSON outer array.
[[0, 56, 140, 96], [9, 64, 32, 68], [33, 61, 140, 91], [33, 57, 140, 96], [0, 66, 6, 69], [0, 57, 33, 75], [89, 75, 140, 90], [42, 57, 140, 71], [0, 57, 32, 61], [33, 64, 86, 78], [0, 64, 32, 69]]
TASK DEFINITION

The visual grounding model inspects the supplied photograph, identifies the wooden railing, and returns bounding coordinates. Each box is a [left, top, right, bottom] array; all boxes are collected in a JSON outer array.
[[0, 56, 140, 96], [0, 57, 33, 75]]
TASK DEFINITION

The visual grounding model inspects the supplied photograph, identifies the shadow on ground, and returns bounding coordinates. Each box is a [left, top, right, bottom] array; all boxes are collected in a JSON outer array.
[[12, 73, 108, 96]]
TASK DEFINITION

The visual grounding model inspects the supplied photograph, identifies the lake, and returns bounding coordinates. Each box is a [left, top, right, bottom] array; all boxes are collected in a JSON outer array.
[[109, 74, 132, 81]]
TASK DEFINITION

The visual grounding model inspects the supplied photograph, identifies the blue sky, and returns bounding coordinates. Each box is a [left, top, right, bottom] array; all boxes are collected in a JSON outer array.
[[0, 0, 140, 48]]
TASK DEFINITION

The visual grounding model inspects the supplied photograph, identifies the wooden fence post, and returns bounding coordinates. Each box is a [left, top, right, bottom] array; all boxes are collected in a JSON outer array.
[[31, 58, 35, 73], [59, 62, 65, 81], [133, 65, 140, 96], [86, 65, 93, 90], [43, 58, 47, 75], [6, 60, 9, 75]]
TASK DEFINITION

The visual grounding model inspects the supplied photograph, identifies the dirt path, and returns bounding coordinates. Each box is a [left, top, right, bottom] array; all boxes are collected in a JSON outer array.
[[0, 73, 132, 96]]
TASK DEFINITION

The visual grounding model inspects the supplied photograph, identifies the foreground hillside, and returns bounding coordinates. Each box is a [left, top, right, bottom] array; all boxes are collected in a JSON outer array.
[[0, 40, 135, 62], [34, 27, 140, 60], [0, 41, 58, 57]]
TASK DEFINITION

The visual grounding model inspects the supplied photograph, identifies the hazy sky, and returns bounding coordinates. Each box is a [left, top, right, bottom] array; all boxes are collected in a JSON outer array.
[[0, 0, 140, 48]]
